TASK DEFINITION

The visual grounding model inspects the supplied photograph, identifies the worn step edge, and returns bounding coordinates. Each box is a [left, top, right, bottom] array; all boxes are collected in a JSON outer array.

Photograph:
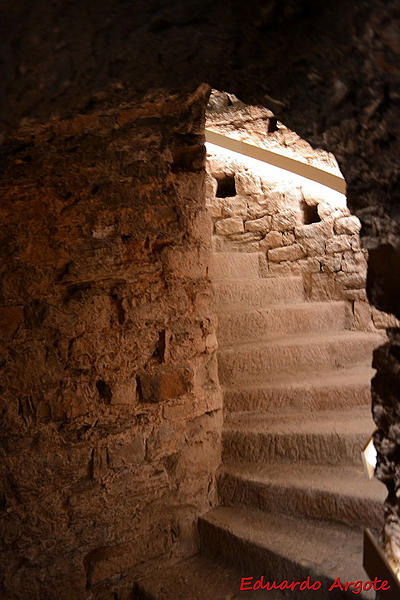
[[131, 553, 282, 600], [218, 331, 383, 383], [211, 252, 268, 280], [199, 506, 375, 600], [222, 408, 374, 466], [222, 430, 369, 466], [218, 463, 385, 530], [216, 300, 348, 316], [223, 365, 374, 412], [217, 302, 352, 345], [219, 330, 384, 352], [223, 406, 374, 433], [213, 276, 305, 307]]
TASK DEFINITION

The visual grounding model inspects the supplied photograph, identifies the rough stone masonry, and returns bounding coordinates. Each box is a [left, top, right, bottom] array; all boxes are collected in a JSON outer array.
[[205, 94, 398, 333], [0, 86, 221, 599]]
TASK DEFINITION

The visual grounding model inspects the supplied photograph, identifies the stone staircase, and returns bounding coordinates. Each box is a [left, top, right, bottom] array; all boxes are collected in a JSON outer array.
[[133, 250, 387, 600], [198, 251, 386, 599]]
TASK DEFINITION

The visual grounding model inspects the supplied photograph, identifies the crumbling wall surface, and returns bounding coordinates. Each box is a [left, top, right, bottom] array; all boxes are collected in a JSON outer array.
[[0, 86, 221, 600]]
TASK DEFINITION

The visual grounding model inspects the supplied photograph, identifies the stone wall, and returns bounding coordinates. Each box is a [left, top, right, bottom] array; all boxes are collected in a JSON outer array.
[[0, 86, 221, 599], [206, 106, 397, 333]]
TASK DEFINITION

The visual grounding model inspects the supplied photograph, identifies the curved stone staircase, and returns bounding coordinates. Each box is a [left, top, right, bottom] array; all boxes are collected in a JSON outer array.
[[197, 251, 386, 599], [133, 251, 387, 600]]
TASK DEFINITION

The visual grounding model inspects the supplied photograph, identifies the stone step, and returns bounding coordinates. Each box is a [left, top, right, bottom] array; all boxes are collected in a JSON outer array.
[[213, 276, 304, 308], [210, 251, 268, 280], [218, 463, 385, 530], [132, 553, 288, 599], [199, 506, 375, 599], [217, 301, 352, 345], [218, 331, 383, 384], [223, 365, 374, 413], [223, 407, 374, 466]]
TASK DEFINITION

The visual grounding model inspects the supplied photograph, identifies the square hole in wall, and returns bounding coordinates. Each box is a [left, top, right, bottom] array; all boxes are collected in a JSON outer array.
[[302, 201, 321, 224], [216, 174, 236, 198]]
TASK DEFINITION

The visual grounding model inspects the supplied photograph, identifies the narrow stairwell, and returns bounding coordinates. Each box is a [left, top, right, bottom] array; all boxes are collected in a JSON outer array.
[[199, 251, 387, 599]]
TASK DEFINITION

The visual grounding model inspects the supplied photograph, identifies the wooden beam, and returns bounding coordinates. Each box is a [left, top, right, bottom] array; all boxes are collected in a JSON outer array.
[[205, 129, 346, 195]]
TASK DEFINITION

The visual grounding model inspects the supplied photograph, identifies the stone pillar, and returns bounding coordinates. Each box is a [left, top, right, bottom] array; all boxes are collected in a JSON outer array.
[[0, 85, 221, 599]]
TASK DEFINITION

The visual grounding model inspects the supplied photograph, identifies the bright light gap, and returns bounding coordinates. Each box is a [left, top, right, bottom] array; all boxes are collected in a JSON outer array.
[[205, 129, 346, 197]]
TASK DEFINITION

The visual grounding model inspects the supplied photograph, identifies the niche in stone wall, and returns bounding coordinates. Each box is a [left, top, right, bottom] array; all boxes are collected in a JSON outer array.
[[301, 200, 320, 225], [216, 174, 236, 198]]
